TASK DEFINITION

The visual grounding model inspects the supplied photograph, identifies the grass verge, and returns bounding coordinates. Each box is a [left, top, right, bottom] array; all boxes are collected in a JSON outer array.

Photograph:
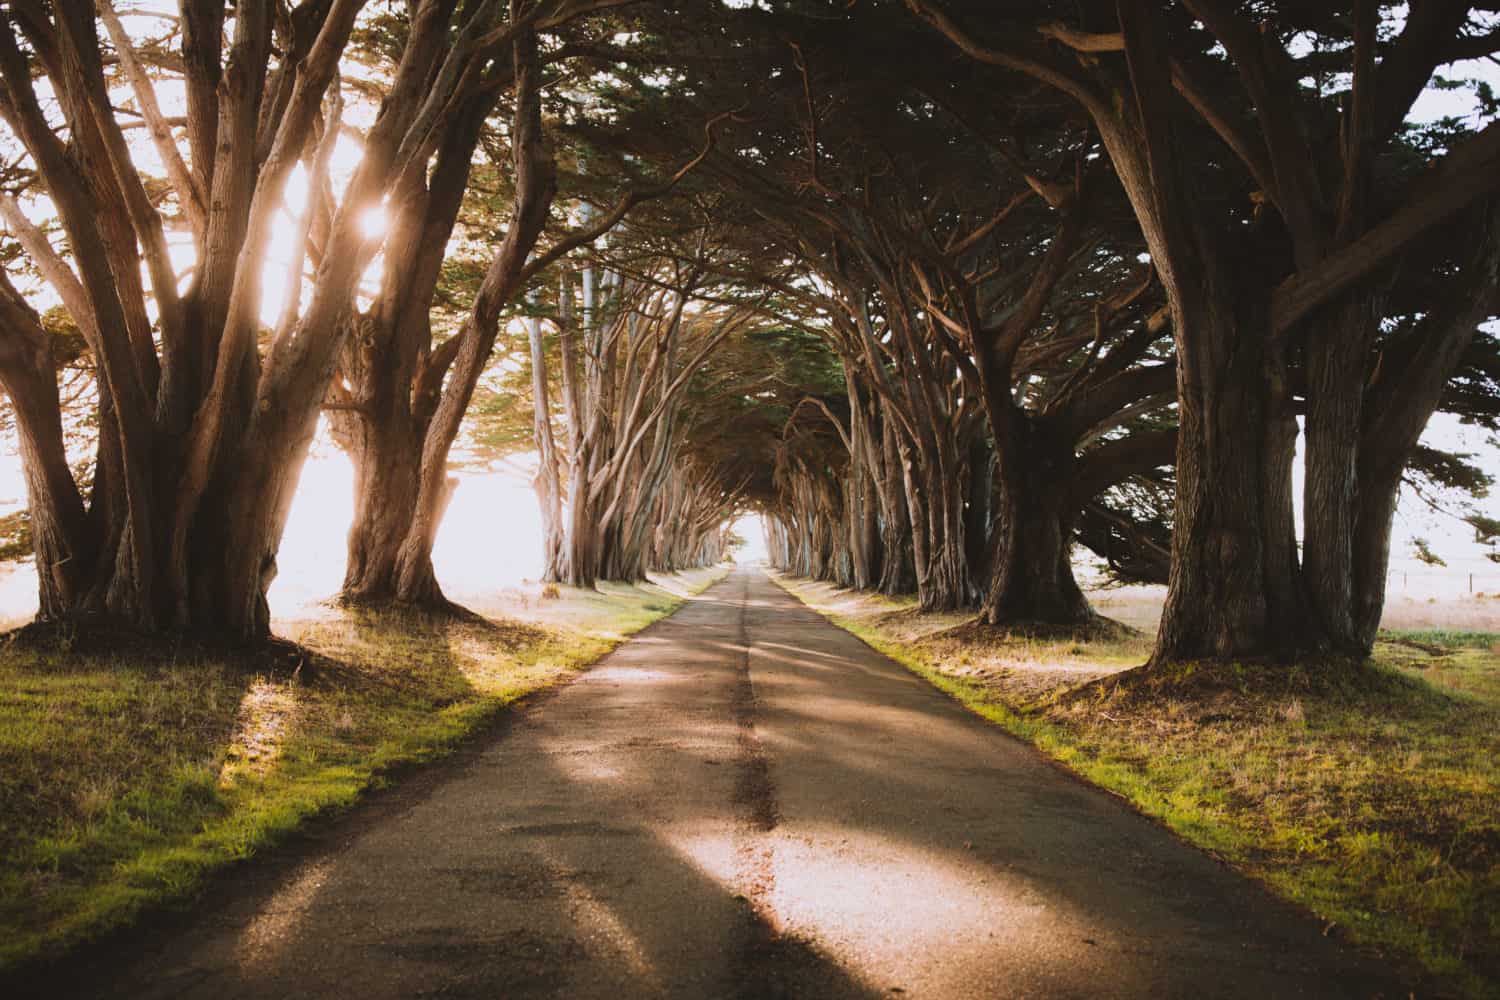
[[772, 573, 1500, 999], [0, 565, 728, 975]]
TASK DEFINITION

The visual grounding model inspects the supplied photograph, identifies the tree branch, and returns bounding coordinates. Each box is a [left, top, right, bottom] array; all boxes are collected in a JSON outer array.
[[98, 0, 205, 241], [1271, 120, 1500, 336]]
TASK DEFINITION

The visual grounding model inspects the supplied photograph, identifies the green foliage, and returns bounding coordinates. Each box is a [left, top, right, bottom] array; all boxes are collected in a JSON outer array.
[[1412, 536, 1449, 568], [463, 367, 538, 468], [1409, 446, 1494, 499], [1466, 513, 1500, 543], [1384, 628, 1500, 651], [0, 510, 30, 562]]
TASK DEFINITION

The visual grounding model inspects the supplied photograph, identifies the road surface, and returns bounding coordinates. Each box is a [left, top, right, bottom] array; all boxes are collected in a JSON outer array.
[[37, 567, 1406, 998]]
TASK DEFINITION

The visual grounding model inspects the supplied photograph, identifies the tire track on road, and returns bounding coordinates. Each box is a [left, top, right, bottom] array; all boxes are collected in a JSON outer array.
[[728, 570, 796, 998]]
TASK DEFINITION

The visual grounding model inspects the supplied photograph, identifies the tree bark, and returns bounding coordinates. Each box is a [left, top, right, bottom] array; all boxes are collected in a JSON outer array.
[[331, 88, 491, 606], [388, 22, 558, 605], [875, 413, 916, 594], [528, 315, 567, 581], [0, 278, 92, 618], [336, 393, 426, 601], [1300, 291, 1383, 651], [1151, 291, 1306, 661], [982, 409, 1092, 625]]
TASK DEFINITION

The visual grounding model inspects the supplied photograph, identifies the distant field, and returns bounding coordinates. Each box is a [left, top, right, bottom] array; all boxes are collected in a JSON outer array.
[[1087, 579, 1500, 634]]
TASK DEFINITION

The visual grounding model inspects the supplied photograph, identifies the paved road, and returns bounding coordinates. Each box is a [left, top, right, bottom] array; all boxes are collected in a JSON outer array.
[[40, 567, 1406, 998]]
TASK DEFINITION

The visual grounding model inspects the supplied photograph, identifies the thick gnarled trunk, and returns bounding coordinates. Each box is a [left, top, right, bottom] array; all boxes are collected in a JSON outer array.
[[875, 419, 916, 595], [0, 0, 523, 641], [982, 414, 1091, 626], [1301, 293, 1382, 652], [0, 282, 92, 619], [336, 410, 425, 602], [1152, 297, 1305, 662]]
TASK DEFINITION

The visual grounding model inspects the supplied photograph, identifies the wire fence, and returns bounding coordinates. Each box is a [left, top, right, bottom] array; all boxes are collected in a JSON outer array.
[[1386, 567, 1500, 598]]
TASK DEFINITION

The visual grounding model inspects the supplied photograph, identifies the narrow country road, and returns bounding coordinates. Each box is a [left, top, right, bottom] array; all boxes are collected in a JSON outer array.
[[44, 567, 1405, 999]]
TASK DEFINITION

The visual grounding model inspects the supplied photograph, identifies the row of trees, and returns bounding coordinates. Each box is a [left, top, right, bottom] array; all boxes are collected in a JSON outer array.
[[3, 1, 1500, 674], [0, 1, 764, 640], [670, 0, 1500, 665], [525, 245, 766, 587]]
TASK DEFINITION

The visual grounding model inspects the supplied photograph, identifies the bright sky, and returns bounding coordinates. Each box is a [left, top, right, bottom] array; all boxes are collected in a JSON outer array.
[[733, 514, 771, 563]]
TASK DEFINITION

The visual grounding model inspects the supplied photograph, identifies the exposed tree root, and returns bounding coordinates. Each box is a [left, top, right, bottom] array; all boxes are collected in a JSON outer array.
[[1058, 653, 1396, 711], [2, 617, 325, 682], [921, 613, 1140, 647], [333, 593, 551, 645]]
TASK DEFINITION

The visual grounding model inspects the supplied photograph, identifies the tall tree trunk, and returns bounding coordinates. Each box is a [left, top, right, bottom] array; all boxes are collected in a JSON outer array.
[[1301, 292, 1383, 652], [1102, 6, 1305, 663], [0, 280, 92, 617], [334, 95, 490, 605], [844, 363, 880, 589], [565, 487, 603, 587], [336, 404, 425, 601], [528, 315, 566, 581], [389, 25, 557, 605], [1151, 294, 1306, 662], [875, 418, 915, 594], [905, 435, 972, 612], [982, 409, 1093, 625]]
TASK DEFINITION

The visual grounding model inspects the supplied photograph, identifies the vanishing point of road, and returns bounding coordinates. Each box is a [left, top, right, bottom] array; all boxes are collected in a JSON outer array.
[[41, 567, 1406, 999]]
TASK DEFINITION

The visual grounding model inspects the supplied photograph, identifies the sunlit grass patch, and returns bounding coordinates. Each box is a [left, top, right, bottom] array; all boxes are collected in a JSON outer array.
[[468, 565, 729, 640], [0, 565, 728, 976], [773, 572, 1500, 999]]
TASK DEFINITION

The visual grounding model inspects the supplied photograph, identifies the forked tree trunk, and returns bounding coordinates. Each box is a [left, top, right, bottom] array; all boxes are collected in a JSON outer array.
[[333, 96, 490, 607], [1348, 214, 1500, 648], [389, 473, 460, 607], [385, 25, 557, 606]]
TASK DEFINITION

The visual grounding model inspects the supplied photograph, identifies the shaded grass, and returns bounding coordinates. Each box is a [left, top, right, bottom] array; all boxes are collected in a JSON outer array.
[[0, 566, 728, 975], [774, 574, 1500, 1000]]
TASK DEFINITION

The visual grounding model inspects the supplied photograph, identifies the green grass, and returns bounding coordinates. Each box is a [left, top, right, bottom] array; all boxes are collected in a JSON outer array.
[[774, 574, 1500, 999], [0, 566, 728, 975], [1383, 628, 1500, 652]]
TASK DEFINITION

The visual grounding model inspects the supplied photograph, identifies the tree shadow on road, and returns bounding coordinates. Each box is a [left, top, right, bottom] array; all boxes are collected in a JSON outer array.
[[21, 588, 883, 1000]]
